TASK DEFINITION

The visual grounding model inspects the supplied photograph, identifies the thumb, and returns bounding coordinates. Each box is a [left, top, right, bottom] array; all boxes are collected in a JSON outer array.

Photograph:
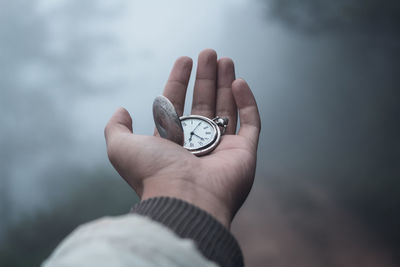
[[104, 107, 133, 145]]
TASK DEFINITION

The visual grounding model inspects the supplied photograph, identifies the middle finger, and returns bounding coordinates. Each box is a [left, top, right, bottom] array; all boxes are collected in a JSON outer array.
[[191, 49, 218, 118]]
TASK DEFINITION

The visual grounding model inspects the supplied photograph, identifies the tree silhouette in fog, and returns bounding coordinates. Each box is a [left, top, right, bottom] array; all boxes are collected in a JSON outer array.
[[0, 4, 133, 265], [0, 0, 54, 235], [266, 0, 400, 34], [0, 169, 137, 267], [263, 0, 400, 257], [0, 0, 120, 236]]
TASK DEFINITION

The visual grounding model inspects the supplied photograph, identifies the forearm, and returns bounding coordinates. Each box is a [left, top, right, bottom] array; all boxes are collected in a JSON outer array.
[[43, 198, 244, 267], [131, 197, 244, 267], [42, 214, 219, 267], [141, 175, 232, 229]]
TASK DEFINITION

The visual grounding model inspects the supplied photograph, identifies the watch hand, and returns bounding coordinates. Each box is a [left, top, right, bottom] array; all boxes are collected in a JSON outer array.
[[192, 133, 204, 141], [191, 122, 202, 134], [189, 132, 194, 142]]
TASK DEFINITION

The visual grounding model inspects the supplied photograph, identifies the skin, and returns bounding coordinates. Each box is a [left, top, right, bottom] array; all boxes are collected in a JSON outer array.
[[104, 49, 261, 229]]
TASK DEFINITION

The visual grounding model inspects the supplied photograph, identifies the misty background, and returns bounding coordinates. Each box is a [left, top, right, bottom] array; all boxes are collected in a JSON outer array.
[[0, 0, 399, 266]]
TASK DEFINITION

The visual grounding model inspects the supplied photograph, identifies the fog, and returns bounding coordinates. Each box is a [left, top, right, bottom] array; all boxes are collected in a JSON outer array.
[[1, 0, 399, 266]]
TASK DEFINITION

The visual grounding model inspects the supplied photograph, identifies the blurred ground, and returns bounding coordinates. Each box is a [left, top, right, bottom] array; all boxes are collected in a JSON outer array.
[[1, 171, 398, 267], [232, 172, 398, 267]]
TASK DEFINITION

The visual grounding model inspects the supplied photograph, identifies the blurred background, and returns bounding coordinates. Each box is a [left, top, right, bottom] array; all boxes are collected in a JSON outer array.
[[0, 0, 399, 266]]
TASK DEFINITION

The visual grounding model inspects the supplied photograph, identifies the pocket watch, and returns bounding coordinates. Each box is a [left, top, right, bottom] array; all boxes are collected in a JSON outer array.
[[153, 96, 228, 156]]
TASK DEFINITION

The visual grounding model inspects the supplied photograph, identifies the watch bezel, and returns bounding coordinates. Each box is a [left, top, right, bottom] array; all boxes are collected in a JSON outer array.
[[180, 115, 221, 156]]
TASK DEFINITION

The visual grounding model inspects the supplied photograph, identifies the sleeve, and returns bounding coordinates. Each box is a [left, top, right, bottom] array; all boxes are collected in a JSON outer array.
[[131, 197, 244, 267], [42, 214, 219, 267]]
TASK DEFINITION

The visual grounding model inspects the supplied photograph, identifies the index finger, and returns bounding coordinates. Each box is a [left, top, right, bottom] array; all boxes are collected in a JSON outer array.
[[154, 56, 192, 136], [232, 79, 261, 148], [163, 56, 193, 116]]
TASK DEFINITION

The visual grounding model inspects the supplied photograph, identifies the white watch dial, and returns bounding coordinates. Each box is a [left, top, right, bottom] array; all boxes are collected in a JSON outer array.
[[181, 117, 216, 150]]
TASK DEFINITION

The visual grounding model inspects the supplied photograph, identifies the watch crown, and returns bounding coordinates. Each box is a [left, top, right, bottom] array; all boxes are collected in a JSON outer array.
[[213, 116, 228, 134]]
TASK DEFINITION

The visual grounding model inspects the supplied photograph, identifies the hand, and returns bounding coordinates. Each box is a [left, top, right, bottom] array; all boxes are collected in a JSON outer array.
[[105, 49, 261, 228]]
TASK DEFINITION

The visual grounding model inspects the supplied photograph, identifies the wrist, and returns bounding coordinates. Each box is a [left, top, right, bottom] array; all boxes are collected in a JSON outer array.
[[141, 175, 232, 229], [131, 197, 244, 267]]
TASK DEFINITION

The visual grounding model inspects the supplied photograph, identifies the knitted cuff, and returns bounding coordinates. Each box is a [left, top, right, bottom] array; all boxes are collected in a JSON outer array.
[[131, 197, 244, 267]]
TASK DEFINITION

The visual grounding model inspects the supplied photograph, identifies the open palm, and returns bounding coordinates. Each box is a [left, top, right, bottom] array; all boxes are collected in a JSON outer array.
[[105, 49, 261, 228]]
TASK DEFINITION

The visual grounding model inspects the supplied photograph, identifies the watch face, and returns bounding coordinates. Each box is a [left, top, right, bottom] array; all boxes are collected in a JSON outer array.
[[180, 115, 220, 155]]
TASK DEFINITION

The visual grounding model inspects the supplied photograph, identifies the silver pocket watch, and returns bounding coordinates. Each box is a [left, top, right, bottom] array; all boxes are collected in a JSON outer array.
[[153, 96, 228, 156]]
